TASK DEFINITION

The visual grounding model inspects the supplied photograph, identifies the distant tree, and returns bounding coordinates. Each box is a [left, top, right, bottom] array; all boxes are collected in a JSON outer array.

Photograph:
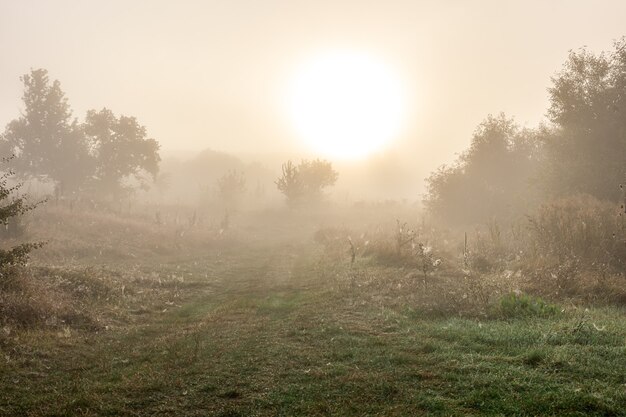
[[0, 69, 92, 197], [276, 160, 303, 202], [0, 157, 43, 271], [217, 169, 246, 208], [543, 38, 626, 201], [275, 159, 338, 206], [425, 114, 542, 225], [83, 108, 160, 198]]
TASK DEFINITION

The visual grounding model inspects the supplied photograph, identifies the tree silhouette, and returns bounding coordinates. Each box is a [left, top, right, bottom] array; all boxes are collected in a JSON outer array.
[[544, 38, 626, 201], [276, 159, 338, 206], [0, 69, 92, 197], [425, 114, 541, 225], [84, 108, 160, 198]]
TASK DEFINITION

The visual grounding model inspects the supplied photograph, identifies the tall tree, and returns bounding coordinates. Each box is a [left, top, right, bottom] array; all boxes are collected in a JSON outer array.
[[84, 108, 160, 197], [544, 38, 626, 201], [425, 114, 542, 225], [0, 69, 92, 196]]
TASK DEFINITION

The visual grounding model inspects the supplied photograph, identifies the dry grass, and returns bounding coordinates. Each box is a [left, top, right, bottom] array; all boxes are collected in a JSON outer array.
[[1, 199, 625, 415], [2, 228, 625, 416]]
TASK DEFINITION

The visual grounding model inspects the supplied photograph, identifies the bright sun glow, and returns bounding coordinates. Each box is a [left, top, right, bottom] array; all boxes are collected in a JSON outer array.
[[287, 50, 406, 159]]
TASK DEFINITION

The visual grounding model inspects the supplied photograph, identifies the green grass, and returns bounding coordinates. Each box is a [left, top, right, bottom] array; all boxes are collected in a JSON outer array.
[[1, 242, 626, 416]]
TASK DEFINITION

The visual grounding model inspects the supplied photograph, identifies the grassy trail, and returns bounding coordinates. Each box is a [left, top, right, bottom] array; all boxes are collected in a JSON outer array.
[[2, 243, 626, 416]]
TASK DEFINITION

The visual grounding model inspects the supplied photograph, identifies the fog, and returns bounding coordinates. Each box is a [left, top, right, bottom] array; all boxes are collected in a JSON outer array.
[[2, 0, 626, 200], [2, 2, 626, 415]]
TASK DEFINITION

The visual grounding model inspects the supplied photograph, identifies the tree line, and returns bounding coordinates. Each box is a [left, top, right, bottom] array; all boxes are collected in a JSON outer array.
[[424, 38, 626, 225], [0, 68, 340, 209]]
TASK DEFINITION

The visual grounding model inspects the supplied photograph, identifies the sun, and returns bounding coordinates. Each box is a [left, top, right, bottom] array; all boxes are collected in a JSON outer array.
[[286, 50, 406, 159]]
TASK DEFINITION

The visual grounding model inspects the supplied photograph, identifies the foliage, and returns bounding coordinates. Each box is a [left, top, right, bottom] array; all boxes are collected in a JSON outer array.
[[394, 220, 416, 256], [526, 194, 625, 269], [0, 69, 161, 199], [0, 69, 92, 196], [425, 39, 626, 225], [275, 160, 301, 202], [216, 169, 246, 208], [275, 159, 338, 206], [544, 38, 626, 201], [83, 108, 160, 197], [4, 238, 626, 415], [496, 292, 561, 319], [0, 158, 43, 270], [424, 113, 542, 225]]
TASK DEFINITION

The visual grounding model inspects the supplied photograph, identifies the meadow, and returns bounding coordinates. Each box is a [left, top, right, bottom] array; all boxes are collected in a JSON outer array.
[[1, 202, 625, 416], [1, 5, 625, 416]]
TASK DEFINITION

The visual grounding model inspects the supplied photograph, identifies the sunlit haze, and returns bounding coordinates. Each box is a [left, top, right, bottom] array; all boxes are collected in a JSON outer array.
[[286, 50, 406, 159], [1, 0, 626, 197], [2, 1, 626, 413]]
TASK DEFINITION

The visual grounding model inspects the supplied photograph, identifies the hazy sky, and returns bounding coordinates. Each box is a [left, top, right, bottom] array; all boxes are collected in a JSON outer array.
[[1, 0, 625, 172]]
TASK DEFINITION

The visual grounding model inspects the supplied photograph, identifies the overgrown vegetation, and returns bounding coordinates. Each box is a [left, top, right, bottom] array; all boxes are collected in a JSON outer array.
[[1, 207, 625, 416], [0, 157, 43, 272], [425, 38, 626, 226], [425, 113, 542, 225], [495, 292, 561, 319], [2, 39, 626, 416], [275, 159, 338, 206]]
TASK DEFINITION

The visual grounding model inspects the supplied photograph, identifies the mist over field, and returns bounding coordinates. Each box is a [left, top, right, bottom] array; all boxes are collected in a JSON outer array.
[[1, 1, 626, 416]]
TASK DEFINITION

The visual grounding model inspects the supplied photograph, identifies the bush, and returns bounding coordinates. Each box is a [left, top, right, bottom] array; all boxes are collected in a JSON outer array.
[[275, 159, 338, 206], [0, 267, 105, 330], [526, 194, 625, 269], [495, 292, 561, 319], [0, 157, 44, 276]]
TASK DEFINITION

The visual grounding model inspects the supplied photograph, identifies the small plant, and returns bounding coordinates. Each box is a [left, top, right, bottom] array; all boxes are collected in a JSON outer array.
[[414, 242, 440, 280], [395, 220, 415, 256], [496, 292, 560, 319], [348, 236, 356, 265], [313, 227, 360, 263], [0, 157, 44, 275]]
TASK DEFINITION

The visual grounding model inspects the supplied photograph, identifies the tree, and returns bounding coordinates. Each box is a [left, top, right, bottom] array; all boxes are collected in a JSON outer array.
[[275, 159, 338, 206], [0, 157, 43, 271], [276, 160, 303, 203], [217, 169, 246, 208], [83, 108, 160, 197], [424, 114, 542, 225], [544, 38, 626, 201], [0, 69, 92, 196]]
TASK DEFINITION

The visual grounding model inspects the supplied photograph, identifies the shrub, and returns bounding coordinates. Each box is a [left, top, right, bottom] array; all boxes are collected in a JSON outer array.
[[0, 157, 44, 274], [495, 292, 561, 319], [275, 159, 338, 206], [526, 194, 625, 269]]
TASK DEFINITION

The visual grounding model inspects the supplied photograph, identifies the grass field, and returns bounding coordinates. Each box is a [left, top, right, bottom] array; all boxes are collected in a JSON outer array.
[[1, 208, 626, 416]]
